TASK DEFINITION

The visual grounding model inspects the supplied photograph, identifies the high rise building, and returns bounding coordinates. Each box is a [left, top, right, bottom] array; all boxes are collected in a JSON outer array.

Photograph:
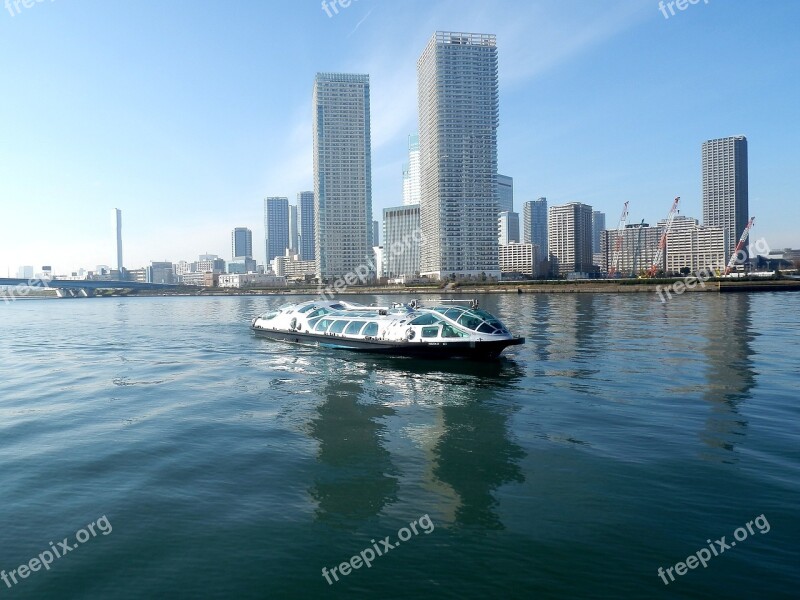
[[418, 31, 500, 279], [522, 198, 548, 256], [702, 135, 749, 264], [498, 174, 513, 213], [498, 211, 520, 245], [231, 227, 253, 260], [297, 191, 316, 262], [288, 205, 299, 254], [313, 73, 373, 280], [600, 222, 661, 276], [402, 134, 421, 206], [383, 205, 421, 281], [548, 202, 594, 275], [499, 243, 539, 277], [372, 220, 380, 247], [113, 208, 123, 279], [661, 215, 726, 275], [264, 197, 290, 264], [592, 211, 606, 254]]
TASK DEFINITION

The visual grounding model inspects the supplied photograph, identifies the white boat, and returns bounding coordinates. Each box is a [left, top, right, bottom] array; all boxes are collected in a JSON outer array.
[[251, 299, 524, 359]]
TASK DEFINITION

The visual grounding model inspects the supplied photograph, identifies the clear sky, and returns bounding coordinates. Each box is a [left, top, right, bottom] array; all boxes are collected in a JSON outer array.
[[1, 0, 798, 274]]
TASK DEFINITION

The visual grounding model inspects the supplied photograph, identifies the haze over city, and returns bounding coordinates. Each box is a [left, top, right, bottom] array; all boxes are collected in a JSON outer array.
[[1, 0, 798, 273]]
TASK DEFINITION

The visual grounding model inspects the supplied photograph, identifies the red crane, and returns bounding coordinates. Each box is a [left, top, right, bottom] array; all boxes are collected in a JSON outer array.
[[724, 217, 756, 276], [647, 196, 680, 277], [608, 201, 629, 277]]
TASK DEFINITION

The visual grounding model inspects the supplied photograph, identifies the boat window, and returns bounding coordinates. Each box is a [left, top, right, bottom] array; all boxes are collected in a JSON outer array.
[[421, 326, 440, 338], [329, 320, 348, 334], [409, 313, 441, 326], [297, 304, 317, 313], [441, 323, 467, 338], [444, 308, 464, 320], [362, 323, 379, 337], [307, 308, 329, 319], [477, 323, 496, 334], [315, 318, 334, 332], [307, 317, 321, 329], [457, 313, 484, 330], [345, 321, 367, 335], [259, 311, 279, 320], [433, 307, 449, 314]]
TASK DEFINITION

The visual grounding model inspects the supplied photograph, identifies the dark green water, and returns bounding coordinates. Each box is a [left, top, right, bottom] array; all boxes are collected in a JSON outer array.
[[1, 293, 798, 599]]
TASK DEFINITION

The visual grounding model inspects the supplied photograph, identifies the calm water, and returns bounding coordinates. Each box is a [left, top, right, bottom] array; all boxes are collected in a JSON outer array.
[[1, 292, 798, 599]]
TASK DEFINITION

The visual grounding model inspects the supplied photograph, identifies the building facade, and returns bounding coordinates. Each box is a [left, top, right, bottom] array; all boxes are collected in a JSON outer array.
[[313, 73, 373, 280], [288, 205, 299, 254], [600, 223, 662, 276], [522, 198, 548, 257], [402, 133, 421, 206], [231, 227, 253, 260], [548, 202, 593, 276], [592, 211, 606, 254], [418, 31, 500, 279], [497, 174, 513, 213], [264, 197, 290, 264], [297, 191, 316, 262], [383, 204, 421, 280], [702, 135, 748, 264], [661, 216, 727, 275], [270, 251, 316, 281], [147, 262, 175, 284], [498, 211, 520, 245], [499, 243, 538, 277]]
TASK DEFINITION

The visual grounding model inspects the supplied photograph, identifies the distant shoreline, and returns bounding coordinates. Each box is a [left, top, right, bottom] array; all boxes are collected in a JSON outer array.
[[5, 278, 800, 301]]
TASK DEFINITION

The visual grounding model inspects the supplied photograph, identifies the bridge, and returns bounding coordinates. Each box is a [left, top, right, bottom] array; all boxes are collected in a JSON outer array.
[[0, 278, 193, 299]]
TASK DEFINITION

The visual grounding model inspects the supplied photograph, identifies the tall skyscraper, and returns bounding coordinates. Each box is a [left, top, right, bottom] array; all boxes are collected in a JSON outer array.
[[264, 197, 289, 264], [498, 211, 520, 245], [548, 202, 593, 275], [383, 205, 421, 280], [114, 208, 123, 279], [702, 135, 748, 263], [497, 174, 513, 213], [288, 205, 299, 254], [592, 211, 606, 254], [372, 220, 380, 247], [522, 198, 548, 256], [297, 191, 316, 262], [402, 134, 421, 206], [418, 31, 500, 279], [313, 73, 373, 280], [231, 227, 253, 260]]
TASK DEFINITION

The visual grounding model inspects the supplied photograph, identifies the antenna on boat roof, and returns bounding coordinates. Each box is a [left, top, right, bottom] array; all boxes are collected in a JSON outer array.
[[437, 298, 479, 309]]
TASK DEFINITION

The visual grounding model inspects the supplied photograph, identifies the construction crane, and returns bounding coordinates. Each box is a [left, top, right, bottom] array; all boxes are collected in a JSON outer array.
[[608, 201, 629, 277], [724, 217, 756, 276], [647, 196, 680, 277]]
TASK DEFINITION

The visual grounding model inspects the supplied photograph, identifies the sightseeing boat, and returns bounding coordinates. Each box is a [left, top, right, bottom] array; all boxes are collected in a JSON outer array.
[[250, 299, 524, 359]]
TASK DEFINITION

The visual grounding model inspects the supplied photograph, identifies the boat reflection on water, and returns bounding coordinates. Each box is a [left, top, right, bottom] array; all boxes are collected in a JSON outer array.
[[306, 353, 527, 530]]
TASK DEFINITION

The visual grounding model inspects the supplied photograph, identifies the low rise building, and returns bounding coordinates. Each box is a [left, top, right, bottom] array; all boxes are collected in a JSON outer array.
[[217, 273, 287, 288]]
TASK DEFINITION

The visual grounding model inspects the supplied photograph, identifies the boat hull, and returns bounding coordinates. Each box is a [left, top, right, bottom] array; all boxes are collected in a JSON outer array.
[[251, 327, 524, 359]]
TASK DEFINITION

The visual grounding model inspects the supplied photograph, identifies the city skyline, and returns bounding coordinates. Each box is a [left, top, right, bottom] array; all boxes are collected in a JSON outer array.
[[2, 1, 798, 273]]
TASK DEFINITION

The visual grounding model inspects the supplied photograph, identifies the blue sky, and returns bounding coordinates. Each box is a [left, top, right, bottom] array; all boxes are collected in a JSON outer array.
[[1, 0, 798, 273]]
